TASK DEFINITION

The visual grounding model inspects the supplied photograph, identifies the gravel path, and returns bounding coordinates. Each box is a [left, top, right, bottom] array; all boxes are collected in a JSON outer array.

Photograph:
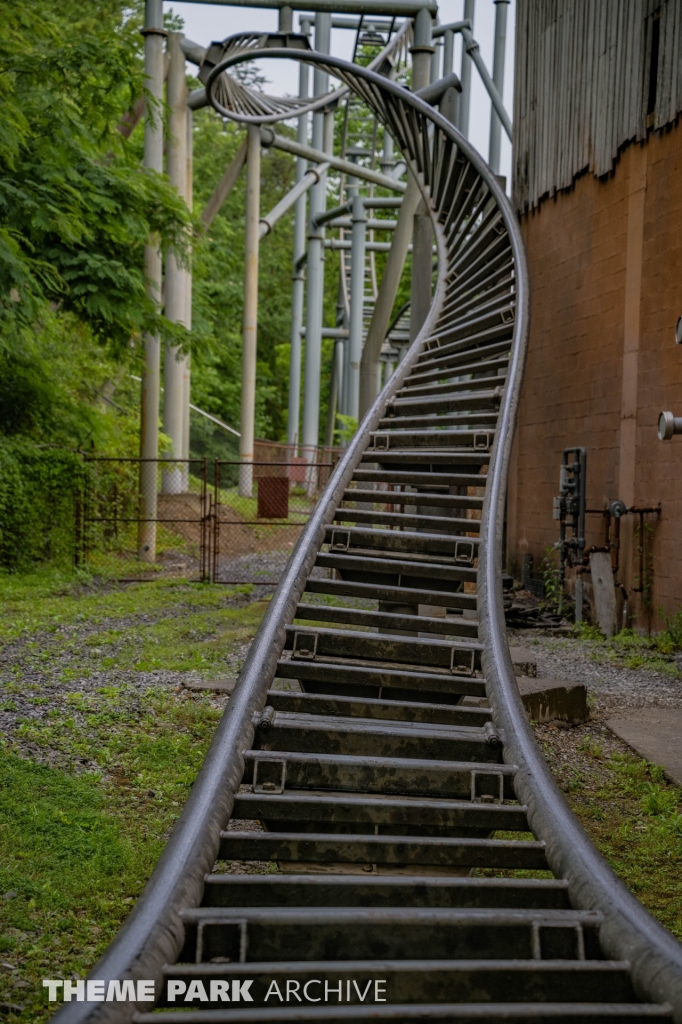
[[509, 628, 682, 717]]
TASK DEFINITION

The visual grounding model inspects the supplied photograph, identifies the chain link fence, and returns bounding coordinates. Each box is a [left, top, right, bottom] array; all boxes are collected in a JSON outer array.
[[77, 450, 338, 585]]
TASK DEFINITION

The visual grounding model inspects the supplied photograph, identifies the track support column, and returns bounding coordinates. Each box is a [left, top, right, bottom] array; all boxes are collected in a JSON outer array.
[[138, 0, 165, 562], [239, 124, 261, 497], [488, 0, 509, 175], [459, 0, 475, 137], [163, 30, 189, 496], [301, 13, 331, 463], [287, 23, 311, 448], [347, 193, 367, 421]]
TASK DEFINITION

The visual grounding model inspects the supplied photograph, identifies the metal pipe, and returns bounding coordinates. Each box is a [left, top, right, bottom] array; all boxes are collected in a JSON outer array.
[[200, 138, 248, 228], [442, 27, 454, 75], [410, 197, 432, 342], [163, 31, 189, 497], [459, 0, 475, 136], [178, 0, 437, 12], [278, 3, 293, 30], [324, 339, 343, 448], [325, 217, 398, 229], [261, 128, 407, 193], [415, 70, 461, 106], [358, 11, 432, 417], [238, 124, 261, 497], [347, 193, 367, 421], [259, 161, 329, 239], [462, 25, 512, 141], [301, 13, 332, 464], [306, 15, 405, 28], [137, 0, 164, 563], [326, 239, 422, 252], [287, 44, 310, 448], [181, 107, 194, 481], [432, 18, 472, 36], [179, 36, 206, 65], [300, 327, 349, 338], [488, 0, 509, 175]]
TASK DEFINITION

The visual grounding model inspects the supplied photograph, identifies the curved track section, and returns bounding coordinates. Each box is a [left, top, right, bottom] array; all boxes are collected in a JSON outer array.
[[55, 50, 682, 1024]]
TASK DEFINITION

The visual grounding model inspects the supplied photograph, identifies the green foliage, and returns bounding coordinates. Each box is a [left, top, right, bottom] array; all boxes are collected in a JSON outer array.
[[0, 1, 190, 355], [658, 606, 682, 653], [574, 621, 605, 641], [0, 438, 85, 571], [540, 546, 564, 615], [190, 116, 297, 442], [334, 413, 358, 445]]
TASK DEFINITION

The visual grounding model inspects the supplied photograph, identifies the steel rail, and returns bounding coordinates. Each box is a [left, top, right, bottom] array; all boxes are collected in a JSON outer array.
[[53, 45, 682, 1024]]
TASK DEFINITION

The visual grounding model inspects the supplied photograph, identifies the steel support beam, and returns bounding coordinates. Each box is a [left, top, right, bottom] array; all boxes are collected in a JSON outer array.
[[200, 139, 248, 228], [162, 31, 189, 496], [262, 129, 406, 194], [176, 0, 437, 12], [459, 0, 475, 137], [181, 106, 193, 483], [238, 125, 261, 497], [138, 0, 164, 562], [358, 9, 432, 418], [287, 42, 311, 447], [462, 26, 511, 141], [410, 198, 432, 343], [347, 193, 367, 421], [488, 0, 510, 175], [301, 13, 332, 464]]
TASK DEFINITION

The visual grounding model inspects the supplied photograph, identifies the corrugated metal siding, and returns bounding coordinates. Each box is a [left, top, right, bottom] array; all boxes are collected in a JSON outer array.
[[513, 0, 682, 212]]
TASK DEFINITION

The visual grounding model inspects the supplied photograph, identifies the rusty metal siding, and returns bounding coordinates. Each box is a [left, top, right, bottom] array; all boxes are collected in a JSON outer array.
[[513, 0, 682, 213]]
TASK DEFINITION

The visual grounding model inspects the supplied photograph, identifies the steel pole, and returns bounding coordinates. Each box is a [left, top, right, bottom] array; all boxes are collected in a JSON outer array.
[[347, 193, 367, 421], [410, 198, 432, 342], [163, 31, 189, 496], [138, 0, 164, 562], [358, 9, 432, 418], [287, 31, 310, 448], [301, 12, 331, 461], [239, 125, 261, 497], [488, 0, 509, 175], [181, 107, 194, 486], [459, 0, 475, 136]]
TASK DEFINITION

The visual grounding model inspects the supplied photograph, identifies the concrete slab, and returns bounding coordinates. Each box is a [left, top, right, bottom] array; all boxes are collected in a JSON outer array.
[[186, 677, 237, 693], [517, 676, 588, 725], [509, 646, 537, 678], [606, 710, 682, 787]]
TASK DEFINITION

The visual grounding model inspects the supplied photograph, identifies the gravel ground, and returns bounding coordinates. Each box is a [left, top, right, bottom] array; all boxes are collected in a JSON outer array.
[[509, 628, 682, 716], [0, 583, 274, 773]]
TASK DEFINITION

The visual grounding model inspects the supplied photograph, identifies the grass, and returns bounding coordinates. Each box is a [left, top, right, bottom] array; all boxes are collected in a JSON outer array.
[[2, 569, 682, 1017], [568, 622, 682, 676], [0, 567, 271, 1021], [537, 724, 682, 940]]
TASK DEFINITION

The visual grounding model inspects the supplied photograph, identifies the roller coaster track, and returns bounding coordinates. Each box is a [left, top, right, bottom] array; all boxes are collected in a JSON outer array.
[[56, 43, 682, 1024]]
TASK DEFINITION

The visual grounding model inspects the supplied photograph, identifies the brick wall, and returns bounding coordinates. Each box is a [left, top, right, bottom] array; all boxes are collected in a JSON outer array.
[[508, 122, 682, 629]]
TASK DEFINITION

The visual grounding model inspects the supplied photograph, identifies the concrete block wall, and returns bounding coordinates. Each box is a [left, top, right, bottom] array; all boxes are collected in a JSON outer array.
[[508, 123, 682, 630]]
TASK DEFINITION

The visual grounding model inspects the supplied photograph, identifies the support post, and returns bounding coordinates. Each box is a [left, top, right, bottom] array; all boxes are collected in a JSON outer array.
[[488, 0, 509, 175], [181, 107, 194, 484], [138, 0, 164, 562], [358, 9, 432, 418], [301, 12, 332, 460], [347, 193, 367, 421], [324, 340, 343, 449], [287, 22, 311, 448], [459, 0, 475, 137], [239, 124, 261, 497], [410, 198, 432, 342], [163, 31, 189, 496]]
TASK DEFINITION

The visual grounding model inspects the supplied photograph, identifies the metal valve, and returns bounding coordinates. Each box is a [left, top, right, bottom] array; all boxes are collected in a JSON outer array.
[[658, 411, 682, 440]]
